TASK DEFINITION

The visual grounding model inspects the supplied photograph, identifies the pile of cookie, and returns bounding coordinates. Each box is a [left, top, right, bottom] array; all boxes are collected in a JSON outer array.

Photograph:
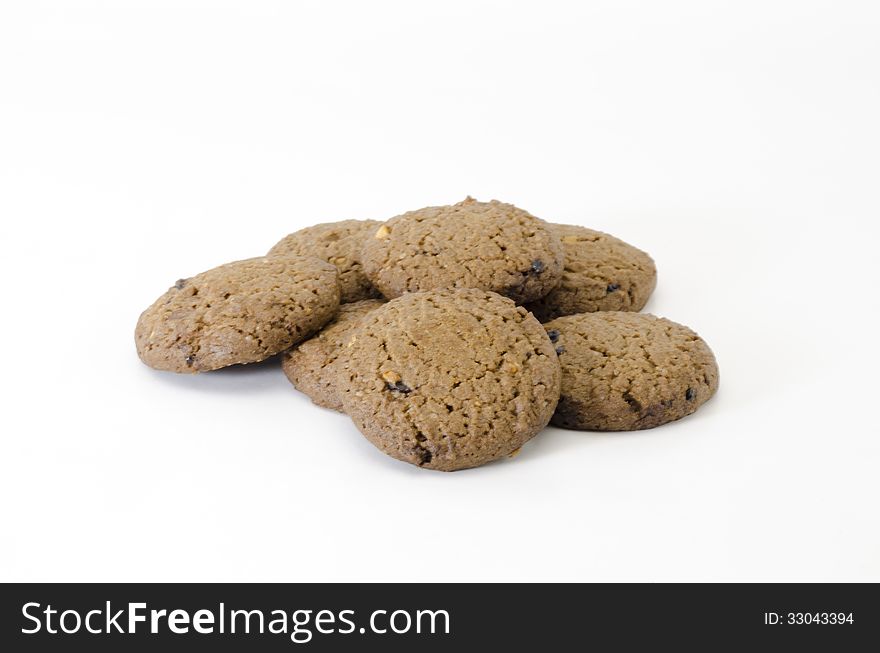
[[136, 197, 719, 471]]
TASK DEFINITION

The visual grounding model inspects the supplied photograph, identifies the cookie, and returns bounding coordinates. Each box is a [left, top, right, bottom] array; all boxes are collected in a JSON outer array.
[[338, 289, 561, 471], [268, 220, 382, 303], [361, 197, 564, 303], [545, 312, 718, 431], [282, 299, 385, 411], [135, 256, 339, 373], [525, 224, 657, 321]]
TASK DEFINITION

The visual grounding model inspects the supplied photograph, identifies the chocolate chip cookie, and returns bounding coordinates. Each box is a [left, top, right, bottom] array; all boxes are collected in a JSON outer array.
[[525, 224, 657, 321], [338, 289, 561, 471], [135, 256, 339, 373], [546, 312, 718, 431], [361, 197, 564, 303], [268, 220, 382, 303], [282, 299, 385, 410]]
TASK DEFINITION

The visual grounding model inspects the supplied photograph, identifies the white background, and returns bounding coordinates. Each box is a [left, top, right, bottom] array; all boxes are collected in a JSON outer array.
[[1, 1, 878, 582]]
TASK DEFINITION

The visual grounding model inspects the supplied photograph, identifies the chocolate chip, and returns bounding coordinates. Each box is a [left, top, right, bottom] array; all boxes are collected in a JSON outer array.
[[174, 278, 188, 290], [184, 355, 195, 367], [606, 283, 620, 293], [555, 346, 566, 355], [531, 259, 545, 274], [686, 388, 696, 401], [547, 329, 560, 343], [386, 380, 412, 394]]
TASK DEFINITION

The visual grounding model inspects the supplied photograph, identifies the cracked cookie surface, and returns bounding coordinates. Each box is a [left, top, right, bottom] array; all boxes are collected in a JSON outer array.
[[525, 224, 656, 321], [268, 219, 383, 303], [282, 299, 385, 411], [135, 256, 339, 373], [361, 197, 564, 303], [338, 289, 561, 471], [545, 312, 718, 431]]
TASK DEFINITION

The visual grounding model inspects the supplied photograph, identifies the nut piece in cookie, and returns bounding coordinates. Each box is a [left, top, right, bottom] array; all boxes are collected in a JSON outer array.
[[268, 220, 383, 303], [525, 224, 657, 322], [545, 312, 718, 431], [281, 299, 385, 410], [135, 256, 340, 373], [360, 197, 564, 304], [338, 288, 561, 471]]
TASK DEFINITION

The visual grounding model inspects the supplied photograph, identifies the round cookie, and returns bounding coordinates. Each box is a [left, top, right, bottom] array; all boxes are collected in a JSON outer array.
[[545, 312, 718, 431], [282, 299, 385, 411], [525, 224, 657, 322], [338, 289, 561, 471], [361, 197, 564, 304], [135, 256, 339, 373], [268, 220, 382, 303]]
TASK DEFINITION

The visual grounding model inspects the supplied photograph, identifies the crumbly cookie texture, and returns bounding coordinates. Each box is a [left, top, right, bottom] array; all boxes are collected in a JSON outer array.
[[135, 256, 339, 373], [525, 224, 657, 321], [268, 220, 383, 303], [282, 299, 385, 411], [545, 312, 718, 431], [338, 289, 561, 471], [360, 197, 564, 304]]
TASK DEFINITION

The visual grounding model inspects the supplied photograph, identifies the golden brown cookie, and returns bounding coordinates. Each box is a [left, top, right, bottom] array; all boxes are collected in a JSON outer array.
[[545, 312, 718, 431], [282, 299, 385, 410], [361, 197, 564, 303], [135, 256, 339, 373], [525, 224, 657, 321], [338, 289, 561, 471], [268, 220, 382, 303]]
